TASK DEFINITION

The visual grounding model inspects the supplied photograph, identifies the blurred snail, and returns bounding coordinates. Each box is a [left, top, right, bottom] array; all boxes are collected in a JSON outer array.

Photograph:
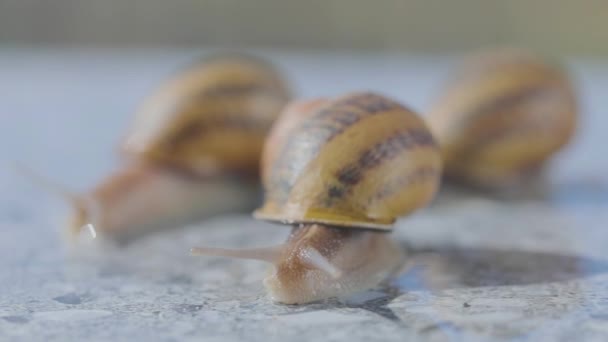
[[24, 54, 291, 244], [427, 48, 577, 189], [192, 92, 442, 304]]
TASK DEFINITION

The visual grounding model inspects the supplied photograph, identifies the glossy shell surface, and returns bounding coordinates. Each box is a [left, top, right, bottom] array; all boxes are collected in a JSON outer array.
[[255, 92, 442, 230]]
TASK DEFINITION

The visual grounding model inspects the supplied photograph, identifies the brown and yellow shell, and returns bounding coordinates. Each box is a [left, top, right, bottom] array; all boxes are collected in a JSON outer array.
[[254, 92, 442, 230], [260, 98, 329, 186], [427, 48, 577, 187], [121, 54, 291, 178]]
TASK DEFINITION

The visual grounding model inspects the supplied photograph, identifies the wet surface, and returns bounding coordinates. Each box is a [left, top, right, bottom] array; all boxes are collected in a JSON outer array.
[[52, 293, 84, 305], [398, 245, 608, 288], [1, 48, 608, 341]]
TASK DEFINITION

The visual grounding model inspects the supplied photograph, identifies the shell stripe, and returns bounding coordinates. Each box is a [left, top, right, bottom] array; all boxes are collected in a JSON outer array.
[[373, 166, 440, 201], [293, 94, 402, 154], [456, 113, 571, 172], [268, 94, 404, 201], [164, 113, 272, 151], [163, 79, 285, 152], [336, 129, 436, 187], [458, 83, 554, 127], [323, 128, 437, 204], [452, 86, 562, 159], [304, 94, 402, 142]]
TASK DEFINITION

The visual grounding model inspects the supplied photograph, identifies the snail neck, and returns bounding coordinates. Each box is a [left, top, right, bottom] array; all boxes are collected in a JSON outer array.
[[266, 223, 404, 304], [287, 223, 359, 256], [281, 223, 367, 278]]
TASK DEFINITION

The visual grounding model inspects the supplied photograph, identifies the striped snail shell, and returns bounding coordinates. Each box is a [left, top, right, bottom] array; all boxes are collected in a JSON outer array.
[[255, 92, 442, 230], [192, 92, 442, 304], [26, 54, 291, 244], [123, 54, 291, 177], [427, 48, 577, 188]]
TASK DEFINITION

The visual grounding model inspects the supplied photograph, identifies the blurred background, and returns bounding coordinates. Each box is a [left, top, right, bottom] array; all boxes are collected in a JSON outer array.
[[1, 0, 607, 57], [2, 0, 607, 189], [2, 2, 608, 341]]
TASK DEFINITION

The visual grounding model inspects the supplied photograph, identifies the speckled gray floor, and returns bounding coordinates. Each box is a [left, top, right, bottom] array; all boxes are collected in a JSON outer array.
[[1, 48, 608, 342]]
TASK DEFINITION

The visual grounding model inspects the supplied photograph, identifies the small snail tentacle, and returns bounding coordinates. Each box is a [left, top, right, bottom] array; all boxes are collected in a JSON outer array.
[[12, 162, 103, 241], [191, 233, 344, 279], [190, 245, 283, 263], [13, 162, 81, 205]]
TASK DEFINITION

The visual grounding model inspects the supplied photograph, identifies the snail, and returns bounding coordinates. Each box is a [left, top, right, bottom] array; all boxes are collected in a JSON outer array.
[[24, 54, 291, 244], [192, 92, 442, 304], [427, 48, 577, 189]]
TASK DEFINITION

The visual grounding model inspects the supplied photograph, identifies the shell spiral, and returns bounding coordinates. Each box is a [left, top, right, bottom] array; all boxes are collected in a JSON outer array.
[[255, 92, 442, 230], [427, 48, 577, 187], [122, 54, 291, 177]]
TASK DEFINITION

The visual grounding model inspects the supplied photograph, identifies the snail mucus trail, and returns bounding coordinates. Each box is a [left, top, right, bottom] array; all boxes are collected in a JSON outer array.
[[23, 54, 291, 245], [193, 92, 442, 304]]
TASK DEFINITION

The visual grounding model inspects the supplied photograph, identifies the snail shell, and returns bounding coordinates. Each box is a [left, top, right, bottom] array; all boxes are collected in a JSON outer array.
[[123, 54, 291, 177], [427, 48, 577, 188], [28, 54, 291, 244], [255, 92, 442, 230], [193, 92, 442, 304]]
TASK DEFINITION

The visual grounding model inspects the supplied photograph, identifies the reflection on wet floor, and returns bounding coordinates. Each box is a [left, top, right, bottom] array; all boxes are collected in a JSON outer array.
[[337, 244, 606, 327], [394, 245, 608, 290]]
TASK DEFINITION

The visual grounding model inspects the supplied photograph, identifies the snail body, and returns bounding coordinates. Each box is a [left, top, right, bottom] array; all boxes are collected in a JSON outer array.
[[67, 165, 258, 244], [427, 48, 577, 188], [193, 92, 442, 304], [31, 54, 290, 244]]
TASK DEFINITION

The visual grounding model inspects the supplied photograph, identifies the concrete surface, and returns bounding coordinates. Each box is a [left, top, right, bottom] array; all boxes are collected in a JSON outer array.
[[1, 48, 608, 341]]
